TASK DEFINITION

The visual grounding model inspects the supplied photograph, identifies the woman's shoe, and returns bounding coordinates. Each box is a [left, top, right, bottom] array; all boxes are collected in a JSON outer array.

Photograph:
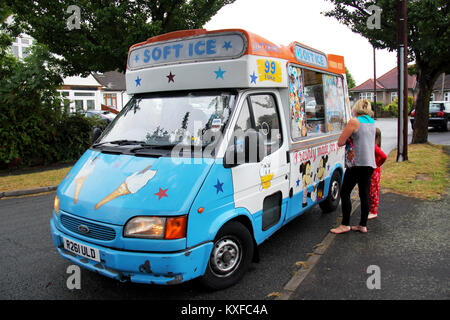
[[330, 225, 351, 234], [351, 225, 368, 233], [368, 213, 378, 220]]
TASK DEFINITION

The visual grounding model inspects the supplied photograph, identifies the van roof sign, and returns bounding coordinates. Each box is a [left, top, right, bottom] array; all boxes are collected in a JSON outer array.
[[128, 32, 247, 70], [294, 43, 328, 69]]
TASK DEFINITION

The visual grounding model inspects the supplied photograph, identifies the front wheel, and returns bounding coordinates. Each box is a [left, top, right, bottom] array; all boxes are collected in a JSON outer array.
[[319, 170, 341, 213], [199, 221, 254, 290]]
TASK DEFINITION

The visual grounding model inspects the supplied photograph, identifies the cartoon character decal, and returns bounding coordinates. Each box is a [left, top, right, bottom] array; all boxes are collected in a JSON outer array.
[[288, 66, 306, 139], [316, 155, 329, 201], [299, 160, 313, 207], [94, 165, 157, 210], [259, 162, 274, 190]]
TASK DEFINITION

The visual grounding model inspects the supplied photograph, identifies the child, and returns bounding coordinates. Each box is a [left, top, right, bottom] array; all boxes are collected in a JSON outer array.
[[368, 128, 387, 219]]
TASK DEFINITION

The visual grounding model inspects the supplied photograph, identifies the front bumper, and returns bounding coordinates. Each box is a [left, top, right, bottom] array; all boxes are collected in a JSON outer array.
[[411, 117, 447, 128], [428, 117, 447, 128], [50, 217, 212, 285]]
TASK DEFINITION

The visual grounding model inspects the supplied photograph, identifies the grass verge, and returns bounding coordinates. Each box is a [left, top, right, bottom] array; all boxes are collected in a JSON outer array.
[[0, 166, 71, 193], [380, 143, 450, 200]]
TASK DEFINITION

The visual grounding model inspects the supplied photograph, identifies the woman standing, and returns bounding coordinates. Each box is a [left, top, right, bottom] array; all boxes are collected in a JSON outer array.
[[331, 99, 376, 234]]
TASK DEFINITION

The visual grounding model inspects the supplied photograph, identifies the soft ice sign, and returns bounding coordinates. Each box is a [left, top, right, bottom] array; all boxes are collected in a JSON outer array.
[[294, 44, 328, 69], [128, 33, 247, 70]]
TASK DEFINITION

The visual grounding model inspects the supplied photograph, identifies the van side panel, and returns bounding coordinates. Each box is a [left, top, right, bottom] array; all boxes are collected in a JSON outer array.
[[286, 141, 345, 221]]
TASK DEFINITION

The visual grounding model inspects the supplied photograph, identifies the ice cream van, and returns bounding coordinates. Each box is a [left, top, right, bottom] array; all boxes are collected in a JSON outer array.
[[50, 29, 351, 290]]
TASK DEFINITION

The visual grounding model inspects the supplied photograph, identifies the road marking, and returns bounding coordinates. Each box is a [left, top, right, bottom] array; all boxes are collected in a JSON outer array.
[[275, 199, 360, 300]]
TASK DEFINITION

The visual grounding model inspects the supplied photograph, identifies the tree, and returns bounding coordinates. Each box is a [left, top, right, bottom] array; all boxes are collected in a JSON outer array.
[[323, 0, 450, 143], [345, 67, 356, 89], [4, 0, 236, 76]]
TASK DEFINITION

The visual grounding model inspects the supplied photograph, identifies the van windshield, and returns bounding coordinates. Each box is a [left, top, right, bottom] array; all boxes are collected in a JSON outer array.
[[97, 91, 236, 149]]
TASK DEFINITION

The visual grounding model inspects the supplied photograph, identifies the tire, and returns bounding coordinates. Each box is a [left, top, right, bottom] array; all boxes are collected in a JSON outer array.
[[200, 221, 254, 290], [319, 170, 341, 213]]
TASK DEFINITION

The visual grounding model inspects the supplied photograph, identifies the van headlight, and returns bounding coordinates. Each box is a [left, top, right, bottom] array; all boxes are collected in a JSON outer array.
[[124, 217, 165, 239], [53, 195, 60, 216], [123, 216, 187, 239]]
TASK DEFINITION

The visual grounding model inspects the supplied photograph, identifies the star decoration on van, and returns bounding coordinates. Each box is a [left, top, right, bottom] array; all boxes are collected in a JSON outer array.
[[167, 72, 175, 83], [223, 41, 232, 51], [154, 187, 168, 200], [213, 179, 224, 194], [135, 76, 142, 86], [214, 67, 226, 79], [250, 72, 258, 84]]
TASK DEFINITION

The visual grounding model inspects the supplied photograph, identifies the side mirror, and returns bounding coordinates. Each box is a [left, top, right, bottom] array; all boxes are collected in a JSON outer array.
[[92, 127, 102, 144], [223, 129, 266, 168]]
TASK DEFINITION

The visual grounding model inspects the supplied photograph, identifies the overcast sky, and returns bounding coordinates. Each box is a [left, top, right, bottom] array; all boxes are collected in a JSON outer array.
[[204, 0, 398, 85]]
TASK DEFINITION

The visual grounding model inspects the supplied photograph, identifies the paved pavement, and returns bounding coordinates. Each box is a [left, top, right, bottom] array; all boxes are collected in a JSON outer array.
[[289, 190, 449, 300], [279, 146, 450, 300]]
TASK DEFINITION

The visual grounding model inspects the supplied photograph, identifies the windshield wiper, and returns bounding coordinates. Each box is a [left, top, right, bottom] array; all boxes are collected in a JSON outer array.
[[92, 140, 143, 148], [129, 143, 176, 152]]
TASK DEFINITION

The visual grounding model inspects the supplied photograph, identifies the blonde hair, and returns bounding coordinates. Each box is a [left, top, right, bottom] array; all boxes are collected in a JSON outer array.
[[352, 99, 374, 117]]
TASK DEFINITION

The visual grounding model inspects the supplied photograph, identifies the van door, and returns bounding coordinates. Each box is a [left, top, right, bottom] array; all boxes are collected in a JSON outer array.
[[228, 91, 289, 244]]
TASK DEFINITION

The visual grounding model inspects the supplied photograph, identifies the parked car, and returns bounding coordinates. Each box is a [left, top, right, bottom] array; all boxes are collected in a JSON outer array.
[[82, 110, 116, 125], [410, 101, 450, 131]]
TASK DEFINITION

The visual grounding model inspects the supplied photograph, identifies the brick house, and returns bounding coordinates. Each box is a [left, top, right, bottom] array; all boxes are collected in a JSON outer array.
[[431, 73, 450, 102], [349, 67, 417, 106]]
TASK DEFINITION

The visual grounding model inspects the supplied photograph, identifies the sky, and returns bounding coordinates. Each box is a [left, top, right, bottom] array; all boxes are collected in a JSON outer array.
[[204, 0, 398, 86]]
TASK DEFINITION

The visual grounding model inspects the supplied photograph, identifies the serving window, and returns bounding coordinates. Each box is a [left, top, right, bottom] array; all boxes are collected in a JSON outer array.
[[304, 70, 325, 136], [288, 64, 346, 140]]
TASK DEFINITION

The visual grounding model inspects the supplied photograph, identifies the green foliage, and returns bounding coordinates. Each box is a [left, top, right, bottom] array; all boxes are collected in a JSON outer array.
[[345, 67, 356, 89], [4, 0, 236, 76], [53, 113, 97, 163], [385, 97, 414, 117], [0, 43, 95, 169]]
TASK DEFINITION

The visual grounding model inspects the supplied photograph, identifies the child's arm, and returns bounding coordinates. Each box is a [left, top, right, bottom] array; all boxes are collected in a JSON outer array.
[[375, 145, 387, 167]]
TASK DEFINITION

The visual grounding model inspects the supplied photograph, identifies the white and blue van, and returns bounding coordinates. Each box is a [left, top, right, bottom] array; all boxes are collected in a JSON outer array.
[[50, 29, 350, 290]]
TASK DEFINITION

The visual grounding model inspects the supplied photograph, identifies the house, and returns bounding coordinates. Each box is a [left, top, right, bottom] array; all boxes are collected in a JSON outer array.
[[431, 73, 450, 102], [349, 66, 417, 106], [93, 71, 130, 110], [59, 71, 130, 113], [8, 31, 130, 113]]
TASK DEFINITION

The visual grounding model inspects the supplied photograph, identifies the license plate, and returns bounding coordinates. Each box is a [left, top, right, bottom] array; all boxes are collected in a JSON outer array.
[[63, 237, 101, 262]]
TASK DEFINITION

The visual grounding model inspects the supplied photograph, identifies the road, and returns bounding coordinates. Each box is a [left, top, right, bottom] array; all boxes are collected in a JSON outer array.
[[0, 192, 339, 300], [1, 118, 448, 300], [375, 118, 450, 156]]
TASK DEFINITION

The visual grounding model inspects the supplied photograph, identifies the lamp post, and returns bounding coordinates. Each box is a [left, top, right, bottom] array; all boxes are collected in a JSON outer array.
[[373, 46, 377, 119], [397, 0, 408, 162]]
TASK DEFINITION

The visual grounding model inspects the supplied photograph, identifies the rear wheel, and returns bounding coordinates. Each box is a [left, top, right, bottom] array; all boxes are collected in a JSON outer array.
[[319, 170, 341, 213], [200, 221, 254, 290]]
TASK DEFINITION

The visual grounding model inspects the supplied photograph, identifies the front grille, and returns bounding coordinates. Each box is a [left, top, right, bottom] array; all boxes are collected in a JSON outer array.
[[60, 214, 116, 241]]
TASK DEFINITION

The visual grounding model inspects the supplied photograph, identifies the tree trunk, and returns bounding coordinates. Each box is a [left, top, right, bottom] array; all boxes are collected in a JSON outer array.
[[411, 67, 440, 144]]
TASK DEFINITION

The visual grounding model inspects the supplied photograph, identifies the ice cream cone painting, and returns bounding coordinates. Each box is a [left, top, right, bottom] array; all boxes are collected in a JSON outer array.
[[259, 162, 273, 190], [94, 165, 157, 210], [73, 157, 98, 204]]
